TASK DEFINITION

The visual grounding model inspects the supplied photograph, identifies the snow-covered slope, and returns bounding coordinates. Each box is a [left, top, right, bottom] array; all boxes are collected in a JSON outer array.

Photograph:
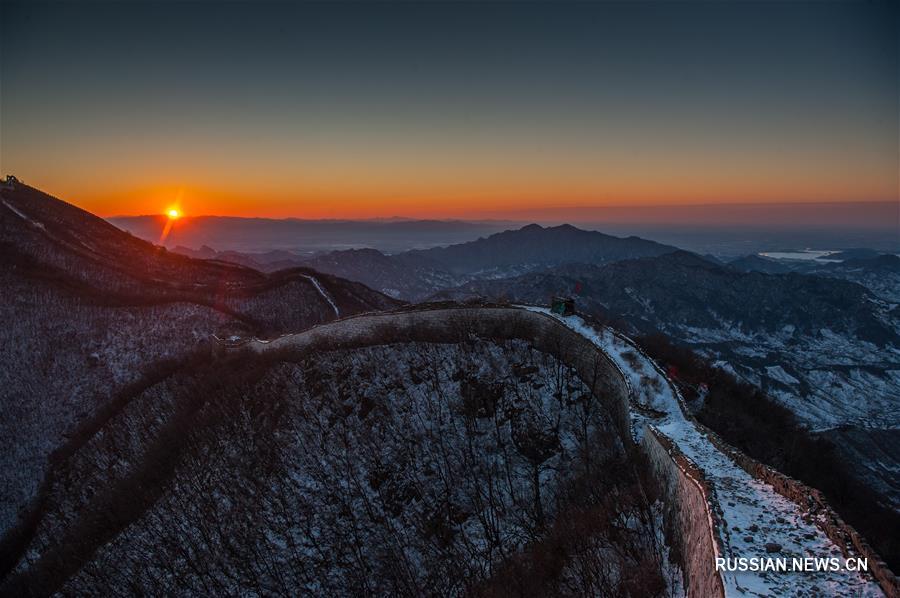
[[525, 307, 883, 596], [436, 254, 900, 515]]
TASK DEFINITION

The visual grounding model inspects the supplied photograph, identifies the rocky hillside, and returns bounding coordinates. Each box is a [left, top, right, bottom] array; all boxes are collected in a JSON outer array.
[[434, 252, 900, 510], [436, 251, 899, 420], [0, 182, 400, 537], [1, 183, 399, 333], [1, 318, 677, 596]]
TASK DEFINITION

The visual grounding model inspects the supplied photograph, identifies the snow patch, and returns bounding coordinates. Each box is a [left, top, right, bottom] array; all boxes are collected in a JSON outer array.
[[2, 199, 45, 230], [300, 275, 339, 317]]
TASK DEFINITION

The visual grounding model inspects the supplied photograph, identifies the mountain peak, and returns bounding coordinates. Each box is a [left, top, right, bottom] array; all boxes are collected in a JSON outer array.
[[400, 221, 677, 275]]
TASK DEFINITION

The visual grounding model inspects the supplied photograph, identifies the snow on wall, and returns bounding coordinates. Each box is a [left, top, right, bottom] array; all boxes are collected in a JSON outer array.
[[699, 423, 900, 596], [248, 306, 634, 444], [643, 426, 726, 597], [529, 307, 885, 597]]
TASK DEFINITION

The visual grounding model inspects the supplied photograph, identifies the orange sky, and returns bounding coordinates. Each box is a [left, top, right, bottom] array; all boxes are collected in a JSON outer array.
[[14, 132, 898, 220], [8, 111, 896, 220], [3, 1, 897, 221], [30, 169, 900, 220]]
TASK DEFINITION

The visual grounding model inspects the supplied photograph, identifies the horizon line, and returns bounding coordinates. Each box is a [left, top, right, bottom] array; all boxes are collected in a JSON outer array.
[[104, 199, 899, 221]]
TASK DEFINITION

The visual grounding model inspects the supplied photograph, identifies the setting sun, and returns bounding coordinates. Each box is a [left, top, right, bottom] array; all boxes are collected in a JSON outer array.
[[167, 208, 181, 220]]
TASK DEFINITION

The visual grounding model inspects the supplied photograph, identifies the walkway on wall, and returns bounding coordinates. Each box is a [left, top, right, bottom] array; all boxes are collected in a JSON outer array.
[[529, 307, 882, 596]]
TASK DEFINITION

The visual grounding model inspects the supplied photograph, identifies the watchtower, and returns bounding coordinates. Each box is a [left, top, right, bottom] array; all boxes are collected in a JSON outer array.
[[550, 296, 575, 316]]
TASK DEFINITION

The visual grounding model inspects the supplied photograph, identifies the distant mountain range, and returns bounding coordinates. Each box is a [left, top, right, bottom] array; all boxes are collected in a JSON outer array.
[[112, 201, 900, 258], [110, 215, 517, 254], [174, 224, 678, 300], [728, 252, 900, 302], [439, 250, 897, 345], [398, 223, 677, 274]]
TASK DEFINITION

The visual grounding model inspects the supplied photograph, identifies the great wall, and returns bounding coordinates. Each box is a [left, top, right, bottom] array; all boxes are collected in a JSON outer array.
[[216, 304, 896, 597]]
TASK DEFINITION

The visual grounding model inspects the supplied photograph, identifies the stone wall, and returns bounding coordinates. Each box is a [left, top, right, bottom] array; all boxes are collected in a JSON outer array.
[[642, 426, 727, 597], [251, 306, 636, 446], [249, 305, 730, 593], [586, 307, 895, 596], [695, 420, 900, 597]]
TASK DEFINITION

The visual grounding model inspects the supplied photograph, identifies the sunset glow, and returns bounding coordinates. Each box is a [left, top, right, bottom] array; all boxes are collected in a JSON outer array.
[[2, 2, 896, 222], [167, 208, 181, 220]]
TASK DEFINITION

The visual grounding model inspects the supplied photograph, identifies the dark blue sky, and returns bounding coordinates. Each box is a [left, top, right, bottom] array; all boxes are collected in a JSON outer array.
[[1, 1, 897, 218]]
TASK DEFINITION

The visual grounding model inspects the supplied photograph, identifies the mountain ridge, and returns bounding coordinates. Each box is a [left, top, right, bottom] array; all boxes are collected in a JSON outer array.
[[0, 182, 400, 538], [287, 224, 678, 300]]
